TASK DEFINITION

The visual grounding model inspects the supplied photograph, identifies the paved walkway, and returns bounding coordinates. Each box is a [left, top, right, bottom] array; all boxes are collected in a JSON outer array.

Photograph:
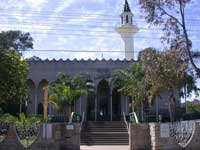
[[80, 145, 129, 150]]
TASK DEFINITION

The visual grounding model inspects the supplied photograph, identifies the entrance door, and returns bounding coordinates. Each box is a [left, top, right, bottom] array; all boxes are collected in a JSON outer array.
[[112, 88, 121, 120], [97, 80, 110, 121], [86, 94, 95, 121]]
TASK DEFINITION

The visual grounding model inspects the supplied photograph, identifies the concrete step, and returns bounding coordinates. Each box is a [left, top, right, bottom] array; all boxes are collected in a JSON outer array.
[[81, 121, 129, 146]]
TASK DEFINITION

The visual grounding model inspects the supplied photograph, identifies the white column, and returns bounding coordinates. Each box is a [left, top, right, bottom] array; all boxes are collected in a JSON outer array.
[[80, 96, 82, 114], [110, 90, 112, 121], [34, 90, 37, 115], [95, 95, 97, 121], [121, 34, 134, 60], [125, 96, 129, 114]]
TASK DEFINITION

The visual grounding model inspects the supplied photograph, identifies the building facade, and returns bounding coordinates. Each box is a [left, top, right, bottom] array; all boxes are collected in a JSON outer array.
[[27, 59, 133, 121], [27, 0, 179, 121]]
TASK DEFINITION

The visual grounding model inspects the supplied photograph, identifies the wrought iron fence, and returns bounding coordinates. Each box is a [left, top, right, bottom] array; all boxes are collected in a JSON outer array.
[[16, 122, 40, 147], [169, 121, 194, 147], [0, 122, 9, 142]]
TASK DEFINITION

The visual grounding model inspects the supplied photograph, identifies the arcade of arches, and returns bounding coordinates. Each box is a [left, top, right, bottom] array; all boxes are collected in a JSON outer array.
[[27, 79, 129, 121]]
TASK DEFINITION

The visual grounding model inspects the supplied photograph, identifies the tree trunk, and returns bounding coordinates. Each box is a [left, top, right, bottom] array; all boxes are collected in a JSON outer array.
[[66, 105, 72, 122], [178, 0, 200, 76], [43, 86, 48, 122], [156, 98, 159, 122], [168, 92, 176, 122], [141, 100, 144, 122], [184, 86, 187, 114], [156, 95, 162, 122], [131, 98, 134, 112]]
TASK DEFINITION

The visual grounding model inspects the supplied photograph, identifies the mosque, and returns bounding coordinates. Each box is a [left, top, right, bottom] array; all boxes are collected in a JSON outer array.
[[27, 0, 178, 122]]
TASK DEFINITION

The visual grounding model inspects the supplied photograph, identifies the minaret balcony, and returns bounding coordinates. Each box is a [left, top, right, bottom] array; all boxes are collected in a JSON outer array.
[[115, 23, 139, 34]]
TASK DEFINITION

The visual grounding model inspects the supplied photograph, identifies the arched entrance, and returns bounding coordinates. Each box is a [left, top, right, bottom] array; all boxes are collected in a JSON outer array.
[[37, 79, 48, 115], [112, 88, 121, 120], [86, 80, 95, 121], [27, 79, 36, 114], [97, 80, 110, 121]]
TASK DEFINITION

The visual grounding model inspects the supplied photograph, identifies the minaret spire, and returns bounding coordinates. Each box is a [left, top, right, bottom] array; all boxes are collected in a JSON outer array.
[[124, 0, 131, 12], [116, 0, 139, 60]]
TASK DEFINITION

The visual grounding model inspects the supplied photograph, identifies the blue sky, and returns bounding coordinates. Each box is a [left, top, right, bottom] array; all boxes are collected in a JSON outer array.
[[0, 0, 199, 61], [0, 0, 200, 100]]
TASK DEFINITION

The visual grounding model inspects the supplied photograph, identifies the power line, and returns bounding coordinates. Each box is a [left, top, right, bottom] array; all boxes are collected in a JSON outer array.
[[1, 16, 200, 30], [1, 14, 200, 26], [0, 26, 199, 38], [1, 9, 200, 22], [20, 49, 200, 54], [1, 22, 200, 33], [0, 30, 196, 41], [1, 27, 199, 41], [22, 49, 142, 53], [0, 25, 197, 34]]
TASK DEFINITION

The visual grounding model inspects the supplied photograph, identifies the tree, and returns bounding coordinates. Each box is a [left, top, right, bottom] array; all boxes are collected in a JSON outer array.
[[186, 102, 200, 114], [139, 0, 200, 76], [0, 30, 33, 53], [0, 50, 29, 114], [140, 48, 197, 121], [48, 73, 94, 119], [112, 62, 148, 121]]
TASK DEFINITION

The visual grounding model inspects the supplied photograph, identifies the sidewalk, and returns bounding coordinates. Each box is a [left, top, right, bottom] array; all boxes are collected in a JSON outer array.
[[80, 145, 129, 150]]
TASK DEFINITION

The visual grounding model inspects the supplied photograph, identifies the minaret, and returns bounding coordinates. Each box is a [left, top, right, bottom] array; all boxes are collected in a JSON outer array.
[[116, 0, 139, 60]]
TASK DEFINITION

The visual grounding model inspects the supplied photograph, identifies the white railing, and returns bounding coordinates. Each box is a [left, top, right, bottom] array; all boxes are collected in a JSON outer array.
[[68, 112, 74, 124], [129, 112, 139, 124], [80, 112, 85, 132], [123, 112, 129, 133]]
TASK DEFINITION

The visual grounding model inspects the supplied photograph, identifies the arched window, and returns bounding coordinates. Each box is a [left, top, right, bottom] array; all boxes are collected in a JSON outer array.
[[121, 16, 123, 24], [131, 17, 133, 24], [126, 15, 129, 23]]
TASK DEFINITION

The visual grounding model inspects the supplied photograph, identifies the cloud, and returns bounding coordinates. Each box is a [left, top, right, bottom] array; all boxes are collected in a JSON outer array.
[[54, 0, 74, 13], [0, 0, 47, 11], [1, 0, 198, 61], [25, 0, 48, 8]]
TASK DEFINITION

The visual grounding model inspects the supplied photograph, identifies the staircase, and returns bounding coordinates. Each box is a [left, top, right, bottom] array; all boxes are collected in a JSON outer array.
[[81, 121, 129, 145]]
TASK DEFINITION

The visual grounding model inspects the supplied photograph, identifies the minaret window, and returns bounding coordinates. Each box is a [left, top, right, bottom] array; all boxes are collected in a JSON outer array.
[[126, 15, 129, 23], [131, 17, 133, 24], [121, 16, 123, 24]]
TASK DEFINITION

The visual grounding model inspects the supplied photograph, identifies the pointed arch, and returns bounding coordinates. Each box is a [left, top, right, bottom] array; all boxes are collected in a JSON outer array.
[[86, 79, 95, 121], [97, 79, 110, 121], [27, 79, 36, 114], [126, 15, 129, 23], [112, 87, 121, 120], [37, 79, 48, 115]]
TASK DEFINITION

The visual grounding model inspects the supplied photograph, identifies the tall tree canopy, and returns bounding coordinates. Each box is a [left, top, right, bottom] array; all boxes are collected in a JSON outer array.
[[0, 50, 29, 114], [0, 30, 33, 52], [48, 73, 95, 117], [140, 48, 197, 121], [112, 62, 148, 120], [139, 0, 200, 76], [113, 47, 198, 122]]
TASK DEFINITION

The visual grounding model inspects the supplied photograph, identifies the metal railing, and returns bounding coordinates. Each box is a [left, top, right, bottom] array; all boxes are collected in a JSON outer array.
[[80, 112, 85, 132], [129, 112, 139, 124], [123, 112, 129, 133], [68, 112, 74, 124], [48, 115, 68, 123]]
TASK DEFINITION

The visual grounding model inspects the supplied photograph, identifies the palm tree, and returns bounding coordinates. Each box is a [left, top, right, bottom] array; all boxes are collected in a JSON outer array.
[[48, 73, 94, 120], [112, 62, 148, 122]]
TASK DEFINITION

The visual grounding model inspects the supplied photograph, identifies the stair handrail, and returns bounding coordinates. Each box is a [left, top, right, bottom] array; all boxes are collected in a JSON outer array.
[[80, 111, 85, 132], [129, 112, 139, 124], [68, 112, 75, 124], [123, 112, 129, 133]]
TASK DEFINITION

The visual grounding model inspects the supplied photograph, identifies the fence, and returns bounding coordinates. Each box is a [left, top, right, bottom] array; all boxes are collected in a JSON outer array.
[[130, 120, 200, 150], [0, 123, 80, 150]]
